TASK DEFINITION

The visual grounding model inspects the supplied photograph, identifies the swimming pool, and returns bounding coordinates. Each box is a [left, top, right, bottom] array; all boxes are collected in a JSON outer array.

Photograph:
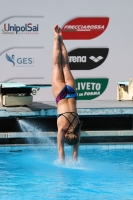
[[0, 144, 133, 200]]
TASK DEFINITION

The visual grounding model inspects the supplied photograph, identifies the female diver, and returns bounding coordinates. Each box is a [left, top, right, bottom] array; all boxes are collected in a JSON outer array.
[[52, 25, 82, 162]]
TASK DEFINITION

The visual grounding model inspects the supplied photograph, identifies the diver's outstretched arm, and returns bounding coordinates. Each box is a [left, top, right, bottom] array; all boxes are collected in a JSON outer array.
[[57, 129, 65, 162], [73, 143, 79, 161]]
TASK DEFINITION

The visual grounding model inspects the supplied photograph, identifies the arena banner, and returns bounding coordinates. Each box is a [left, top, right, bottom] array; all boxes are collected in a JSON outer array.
[[68, 48, 109, 70]]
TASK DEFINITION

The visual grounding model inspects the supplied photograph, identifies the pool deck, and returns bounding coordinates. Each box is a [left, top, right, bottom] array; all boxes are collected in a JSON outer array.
[[0, 100, 133, 141]]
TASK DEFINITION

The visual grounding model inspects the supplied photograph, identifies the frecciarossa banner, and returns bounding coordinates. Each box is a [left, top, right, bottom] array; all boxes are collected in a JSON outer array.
[[62, 17, 109, 40]]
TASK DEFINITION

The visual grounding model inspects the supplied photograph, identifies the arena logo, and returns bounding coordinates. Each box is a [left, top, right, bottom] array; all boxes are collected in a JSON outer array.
[[75, 78, 109, 100], [68, 48, 109, 70], [62, 17, 109, 40], [6, 53, 34, 67], [2, 23, 39, 34]]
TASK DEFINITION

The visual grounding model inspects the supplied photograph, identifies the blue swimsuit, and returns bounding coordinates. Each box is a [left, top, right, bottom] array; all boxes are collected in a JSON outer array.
[[56, 85, 77, 104]]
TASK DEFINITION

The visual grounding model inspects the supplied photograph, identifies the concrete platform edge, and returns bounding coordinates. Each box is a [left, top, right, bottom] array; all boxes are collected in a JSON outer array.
[[0, 130, 133, 139]]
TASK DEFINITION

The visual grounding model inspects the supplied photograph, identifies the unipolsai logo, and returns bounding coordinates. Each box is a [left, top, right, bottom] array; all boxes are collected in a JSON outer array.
[[62, 17, 109, 40], [6, 53, 34, 67], [75, 78, 109, 100], [68, 48, 109, 70], [2, 23, 39, 34]]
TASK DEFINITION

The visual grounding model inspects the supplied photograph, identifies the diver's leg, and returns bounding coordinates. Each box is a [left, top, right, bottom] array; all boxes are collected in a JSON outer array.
[[58, 27, 76, 90], [52, 25, 66, 98]]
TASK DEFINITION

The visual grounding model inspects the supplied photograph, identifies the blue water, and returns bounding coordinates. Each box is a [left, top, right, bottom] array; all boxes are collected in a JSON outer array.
[[0, 145, 133, 200]]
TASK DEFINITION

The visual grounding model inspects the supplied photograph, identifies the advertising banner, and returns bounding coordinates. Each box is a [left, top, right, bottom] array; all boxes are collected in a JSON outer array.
[[0, 0, 133, 101], [0, 48, 44, 82], [75, 78, 109, 100]]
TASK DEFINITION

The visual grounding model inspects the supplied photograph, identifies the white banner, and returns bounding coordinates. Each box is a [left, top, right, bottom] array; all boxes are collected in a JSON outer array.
[[0, 47, 44, 83], [0, 0, 133, 101]]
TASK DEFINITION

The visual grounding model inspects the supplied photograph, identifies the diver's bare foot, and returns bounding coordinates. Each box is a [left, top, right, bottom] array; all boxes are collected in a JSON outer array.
[[58, 27, 62, 37], [53, 25, 59, 37], [53, 25, 62, 41]]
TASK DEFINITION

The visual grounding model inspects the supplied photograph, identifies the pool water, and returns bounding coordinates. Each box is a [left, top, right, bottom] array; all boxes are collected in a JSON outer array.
[[0, 144, 133, 200]]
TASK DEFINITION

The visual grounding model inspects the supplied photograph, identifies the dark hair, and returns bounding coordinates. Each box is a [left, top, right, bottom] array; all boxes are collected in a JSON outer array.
[[65, 121, 83, 145]]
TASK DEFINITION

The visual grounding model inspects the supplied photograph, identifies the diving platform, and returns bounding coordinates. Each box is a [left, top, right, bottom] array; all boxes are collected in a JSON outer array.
[[0, 82, 133, 144], [0, 100, 133, 144]]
